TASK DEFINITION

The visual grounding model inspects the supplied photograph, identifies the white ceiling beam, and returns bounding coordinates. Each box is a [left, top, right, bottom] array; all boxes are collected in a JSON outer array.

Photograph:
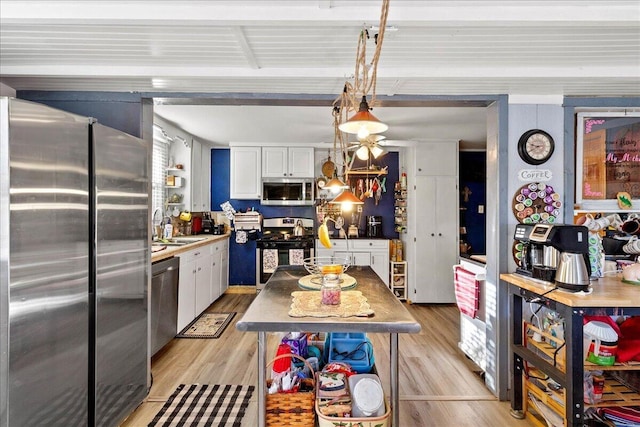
[[1, 2, 638, 26], [2, 65, 638, 79], [232, 26, 259, 69]]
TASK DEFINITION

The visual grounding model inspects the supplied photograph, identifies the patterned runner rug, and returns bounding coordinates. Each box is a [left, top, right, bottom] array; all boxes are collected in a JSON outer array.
[[176, 312, 236, 339], [148, 384, 254, 427]]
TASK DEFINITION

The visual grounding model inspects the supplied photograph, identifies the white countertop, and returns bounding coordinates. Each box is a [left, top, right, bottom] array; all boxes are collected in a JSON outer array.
[[151, 233, 231, 263]]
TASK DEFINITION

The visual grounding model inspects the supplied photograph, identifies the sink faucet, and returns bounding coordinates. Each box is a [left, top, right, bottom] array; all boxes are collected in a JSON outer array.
[[152, 208, 163, 239]]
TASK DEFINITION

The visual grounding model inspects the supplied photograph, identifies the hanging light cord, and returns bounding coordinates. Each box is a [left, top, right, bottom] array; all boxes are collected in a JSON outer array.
[[331, 0, 390, 180], [344, 0, 390, 111]]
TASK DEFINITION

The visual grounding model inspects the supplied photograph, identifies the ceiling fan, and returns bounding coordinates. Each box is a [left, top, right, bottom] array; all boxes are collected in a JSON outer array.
[[349, 134, 388, 160]]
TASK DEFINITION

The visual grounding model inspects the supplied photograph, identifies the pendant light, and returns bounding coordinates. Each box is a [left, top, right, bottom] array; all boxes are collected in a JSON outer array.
[[329, 188, 363, 211], [338, 96, 388, 139], [325, 174, 349, 193]]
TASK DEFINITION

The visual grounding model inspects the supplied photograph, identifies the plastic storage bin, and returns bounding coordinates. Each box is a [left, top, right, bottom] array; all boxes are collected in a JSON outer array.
[[325, 333, 374, 373]]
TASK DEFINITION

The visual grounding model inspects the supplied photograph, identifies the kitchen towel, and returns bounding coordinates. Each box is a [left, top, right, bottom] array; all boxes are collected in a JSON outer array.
[[289, 249, 304, 265], [148, 384, 254, 427], [235, 230, 247, 244], [262, 249, 278, 273]]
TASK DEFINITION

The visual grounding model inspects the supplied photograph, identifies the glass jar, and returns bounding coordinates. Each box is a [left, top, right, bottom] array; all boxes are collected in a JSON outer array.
[[321, 273, 341, 305]]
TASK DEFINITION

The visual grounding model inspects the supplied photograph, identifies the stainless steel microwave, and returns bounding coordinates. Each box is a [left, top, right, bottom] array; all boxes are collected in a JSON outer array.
[[261, 178, 314, 206]]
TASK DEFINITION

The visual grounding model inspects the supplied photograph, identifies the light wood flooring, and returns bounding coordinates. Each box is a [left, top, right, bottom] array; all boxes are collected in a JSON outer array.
[[120, 290, 534, 427]]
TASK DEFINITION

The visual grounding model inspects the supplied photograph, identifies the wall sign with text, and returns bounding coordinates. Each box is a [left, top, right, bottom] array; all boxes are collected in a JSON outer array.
[[575, 111, 640, 210]]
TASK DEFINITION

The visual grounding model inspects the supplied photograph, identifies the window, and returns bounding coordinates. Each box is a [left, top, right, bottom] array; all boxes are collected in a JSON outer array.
[[575, 111, 640, 210], [152, 132, 169, 222]]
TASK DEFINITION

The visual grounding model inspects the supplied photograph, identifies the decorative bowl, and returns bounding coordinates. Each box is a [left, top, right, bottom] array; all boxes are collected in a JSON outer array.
[[302, 256, 351, 276]]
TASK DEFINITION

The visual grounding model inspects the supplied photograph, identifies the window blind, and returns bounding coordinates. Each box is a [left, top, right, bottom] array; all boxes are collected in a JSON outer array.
[[152, 136, 168, 222]]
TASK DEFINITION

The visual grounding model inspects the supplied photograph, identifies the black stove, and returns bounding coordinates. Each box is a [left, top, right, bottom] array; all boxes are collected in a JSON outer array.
[[256, 233, 314, 249], [255, 217, 315, 289], [255, 217, 315, 249]]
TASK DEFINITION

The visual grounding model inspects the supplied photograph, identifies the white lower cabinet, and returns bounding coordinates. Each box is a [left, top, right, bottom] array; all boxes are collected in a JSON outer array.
[[210, 239, 229, 301], [316, 239, 389, 285], [177, 238, 230, 333], [177, 246, 212, 332]]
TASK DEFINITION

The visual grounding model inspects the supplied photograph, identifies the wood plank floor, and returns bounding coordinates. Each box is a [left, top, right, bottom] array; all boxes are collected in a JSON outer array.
[[120, 291, 535, 427]]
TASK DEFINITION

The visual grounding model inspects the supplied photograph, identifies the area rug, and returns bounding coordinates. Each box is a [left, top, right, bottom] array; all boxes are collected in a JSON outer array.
[[148, 384, 254, 427], [177, 312, 236, 339]]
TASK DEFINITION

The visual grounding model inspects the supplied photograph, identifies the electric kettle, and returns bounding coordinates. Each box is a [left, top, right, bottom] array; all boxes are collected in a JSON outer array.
[[293, 220, 306, 237], [555, 252, 590, 291]]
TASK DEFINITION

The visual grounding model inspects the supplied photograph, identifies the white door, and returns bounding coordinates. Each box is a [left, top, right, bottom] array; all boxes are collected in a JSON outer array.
[[288, 147, 315, 177], [262, 147, 288, 177], [415, 141, 458, 176], [413, 175, 458, 303], [194, 254, 213, 315], [210, 250, 222, 302], [219, 243, 229, 297], [200, 144, 211, 211], [370, 251, 389, 285], [230, 147, 261, 199], [191, 139, 203, 210], [177, 258, 197, 332]]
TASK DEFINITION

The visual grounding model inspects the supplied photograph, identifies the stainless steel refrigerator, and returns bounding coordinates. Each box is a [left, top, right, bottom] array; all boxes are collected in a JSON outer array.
[[0, 97, 150, 426]]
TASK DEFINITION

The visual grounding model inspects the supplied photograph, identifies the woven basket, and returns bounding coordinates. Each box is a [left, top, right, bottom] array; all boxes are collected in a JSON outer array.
[[266, 353, 316, 427]]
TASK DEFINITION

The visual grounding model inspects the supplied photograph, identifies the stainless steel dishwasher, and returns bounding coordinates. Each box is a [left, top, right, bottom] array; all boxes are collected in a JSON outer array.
[[151, 257, 180, 356]]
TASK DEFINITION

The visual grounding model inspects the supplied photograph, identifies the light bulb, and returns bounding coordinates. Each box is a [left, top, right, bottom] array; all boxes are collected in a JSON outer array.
[[357, 126, 370, 140], [341, 202, 353, 211], [356, 145, 369, 160], [370, 145, 384, 158]]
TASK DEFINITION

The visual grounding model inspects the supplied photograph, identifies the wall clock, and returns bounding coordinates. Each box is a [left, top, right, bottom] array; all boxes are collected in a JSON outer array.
[[517, 129, 555, 165]]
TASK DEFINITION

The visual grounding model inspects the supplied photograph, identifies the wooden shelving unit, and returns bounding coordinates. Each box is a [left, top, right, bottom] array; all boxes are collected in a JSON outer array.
[[394, 182, 407, 234], [345, 168, 388, 177], [508, 286, 640, 426], [390, 261, 407, 300]]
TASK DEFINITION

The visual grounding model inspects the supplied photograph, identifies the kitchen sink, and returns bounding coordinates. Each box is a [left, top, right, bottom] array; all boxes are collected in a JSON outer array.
[[152, 241, 187, 247], [152, 236, 207, 247], [172, 236, 207, 243]]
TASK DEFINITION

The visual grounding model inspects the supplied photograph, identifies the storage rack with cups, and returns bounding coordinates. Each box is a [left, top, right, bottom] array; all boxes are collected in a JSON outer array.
[[394, 181, 407, 233], [389, 261, 407, 300], [506, 277, 640, 427], [573, 210, 640, 277]]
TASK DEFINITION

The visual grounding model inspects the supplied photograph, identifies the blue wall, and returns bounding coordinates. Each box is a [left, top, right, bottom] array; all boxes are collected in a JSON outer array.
[[16, 91, 144, 138], [459, 151, 487, 255], [211, 149, 399, 285]]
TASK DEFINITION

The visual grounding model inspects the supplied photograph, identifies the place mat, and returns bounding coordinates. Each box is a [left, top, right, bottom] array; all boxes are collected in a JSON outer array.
[[176, 312, 236, 339], [298, 274, 357, 290], [148, 384, 254, 427], [288, 290, 374, 318]]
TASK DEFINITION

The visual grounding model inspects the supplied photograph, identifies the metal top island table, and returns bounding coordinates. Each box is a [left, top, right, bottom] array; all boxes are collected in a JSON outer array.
[[236, 265, 421, 427]]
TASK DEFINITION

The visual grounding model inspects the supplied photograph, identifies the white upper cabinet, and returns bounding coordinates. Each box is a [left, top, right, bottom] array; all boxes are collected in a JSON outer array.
[[191, 140, 211, 212], [262, 147, 315, 178], [230, 146, 261, 199], [415, 141, 458, 176]]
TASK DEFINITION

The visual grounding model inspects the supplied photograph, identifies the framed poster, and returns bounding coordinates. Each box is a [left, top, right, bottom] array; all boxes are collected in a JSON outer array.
[[576, 111, 640, 210]]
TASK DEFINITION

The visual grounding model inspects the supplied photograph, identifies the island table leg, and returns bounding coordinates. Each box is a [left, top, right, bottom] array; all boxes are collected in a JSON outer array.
[[390, 332, 399, 427], [258, 331, 266, 427]]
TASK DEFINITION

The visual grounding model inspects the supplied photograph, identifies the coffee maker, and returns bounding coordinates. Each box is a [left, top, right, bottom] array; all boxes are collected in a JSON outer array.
[[366, 216, 383, 238], [514, 223, 591, 291]]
